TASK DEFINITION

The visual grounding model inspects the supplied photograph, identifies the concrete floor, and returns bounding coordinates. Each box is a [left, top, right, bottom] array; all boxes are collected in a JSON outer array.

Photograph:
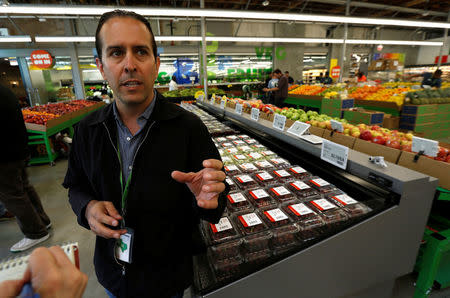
[[1, 160, 450, 298]]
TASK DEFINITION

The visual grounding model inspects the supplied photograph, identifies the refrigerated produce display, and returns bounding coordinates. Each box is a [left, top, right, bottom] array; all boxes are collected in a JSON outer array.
[[180, 101, 438, 298]]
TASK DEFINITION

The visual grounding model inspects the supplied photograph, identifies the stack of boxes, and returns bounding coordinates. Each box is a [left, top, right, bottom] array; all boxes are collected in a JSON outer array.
[[343, 108, 384, 126], [400, 104, 450, 139], [320, 98, 354, 118]]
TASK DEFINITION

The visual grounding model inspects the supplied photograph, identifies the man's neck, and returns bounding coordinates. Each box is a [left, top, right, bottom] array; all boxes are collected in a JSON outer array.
[[115, 91, 154, 122]]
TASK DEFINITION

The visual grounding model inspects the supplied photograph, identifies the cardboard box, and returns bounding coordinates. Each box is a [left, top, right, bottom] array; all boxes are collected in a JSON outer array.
[[402, 104, 438, 116], [321, 107, 346, 118], [344, 108, 384, 125], [321, 98, 354, 110], [382, 115, 400, 129], [353, 138, 402, 164], [355, 99, 402, 111], [375, 59, 386, 71], [398, 151, 450, 189], [25, 115, 66, 132], [285, 119, 295, 128], [322, 130, 356, 148], [399, 122, 436, 133], [423, 129, 450, 139], [400, 114, 437, 125], [308, 126, 325, 137]]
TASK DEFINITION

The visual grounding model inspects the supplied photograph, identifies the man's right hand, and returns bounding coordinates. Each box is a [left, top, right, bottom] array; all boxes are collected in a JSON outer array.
[[85, 200, 127, 239]]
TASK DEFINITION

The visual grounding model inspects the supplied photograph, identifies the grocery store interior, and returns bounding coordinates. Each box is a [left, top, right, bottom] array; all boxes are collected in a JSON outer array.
[[1, 0, 450, 297]]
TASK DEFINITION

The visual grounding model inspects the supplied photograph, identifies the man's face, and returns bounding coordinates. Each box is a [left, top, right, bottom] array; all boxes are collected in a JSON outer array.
[[96, 17, 160, 106], [284, 73, 289, 78]]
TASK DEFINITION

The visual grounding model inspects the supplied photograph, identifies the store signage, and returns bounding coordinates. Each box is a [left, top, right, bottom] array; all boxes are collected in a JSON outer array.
[[251, 108, 260, 121], [330, 120, 344, 132], [273, 114, 286, 131], [434, 55, 448, 64], [412, 136, 438, 157], [235, 103, 243, 115], [30, 50, 53, 69], [287, 121, 310, 137], [321, 140, 348, 170], [331, 66, 341, 78]]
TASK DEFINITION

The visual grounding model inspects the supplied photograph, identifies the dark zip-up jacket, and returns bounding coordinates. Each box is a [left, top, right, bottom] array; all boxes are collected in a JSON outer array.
[[63, 93, 227, 297]]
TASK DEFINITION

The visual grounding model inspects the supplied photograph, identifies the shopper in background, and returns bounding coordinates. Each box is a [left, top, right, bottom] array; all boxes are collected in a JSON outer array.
[[63, 10, 227, 298], [0, 246, 88, 298], [0, 201, 15, 221], [407, 69, 443, 88], [357, 71, 367, 82], [263, 69, 288, 107], [322, 71, 333, 84], [0, 85, 52, 253], [169, 75, 178, 91], [285, 71, 294, 85], [266, 72, 279, 104]]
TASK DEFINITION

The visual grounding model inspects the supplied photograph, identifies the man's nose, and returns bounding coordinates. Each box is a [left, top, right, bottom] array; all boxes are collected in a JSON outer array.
[[124, 53, 137, 73]]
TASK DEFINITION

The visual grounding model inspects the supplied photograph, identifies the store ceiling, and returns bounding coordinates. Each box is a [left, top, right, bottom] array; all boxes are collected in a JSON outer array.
[[8, 0, 450, 22]]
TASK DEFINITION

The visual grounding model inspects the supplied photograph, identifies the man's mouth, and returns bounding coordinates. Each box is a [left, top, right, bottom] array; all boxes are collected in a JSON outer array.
[[121, 80, 142, 87]]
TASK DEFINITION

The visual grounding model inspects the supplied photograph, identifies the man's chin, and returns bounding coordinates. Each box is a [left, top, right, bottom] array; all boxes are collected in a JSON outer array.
[[117, 96, 148, 106]]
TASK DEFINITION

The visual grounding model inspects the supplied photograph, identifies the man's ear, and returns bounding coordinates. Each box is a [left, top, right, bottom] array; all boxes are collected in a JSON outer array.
[[96, 57, 107, 80]]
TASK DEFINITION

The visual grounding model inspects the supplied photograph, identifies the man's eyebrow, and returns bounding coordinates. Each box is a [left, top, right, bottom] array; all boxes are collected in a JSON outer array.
[[106, 46, 124, 52], [134, 45, 151, 50]]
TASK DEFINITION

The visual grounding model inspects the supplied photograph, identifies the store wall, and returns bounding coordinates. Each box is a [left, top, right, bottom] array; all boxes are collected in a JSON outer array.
[[416, 37, 450, 65]]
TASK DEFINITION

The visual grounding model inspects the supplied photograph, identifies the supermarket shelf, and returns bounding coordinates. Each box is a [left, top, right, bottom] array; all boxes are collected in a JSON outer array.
[[284, 95, 323, 110], [195, 100, 438, 298]]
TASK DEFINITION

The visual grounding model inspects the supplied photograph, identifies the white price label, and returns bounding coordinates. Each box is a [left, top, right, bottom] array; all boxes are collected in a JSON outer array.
[[412, 136, 439, 157], [233, 140, 246, 146], [227, 192, 247, 203], [235, 103, 243, 115], [251, 108, 260, 121], [321, 140, 348, 170], [225, 178, 234, 185], [271, 186, 290, 196], [226, 135, 238, 140], [330, 120, 344, 133], [238, 134, 249, 139], [332, 194, 358, 206], [239, 146, 252, 152], [222, 142, 233, 147], [222, 156, 232, 163], [311, 199, 336, 211], [220, 99, 226, 109], [274, 170, 291, 178], [254, 144, 265, 149], [210, 217, 233, 233], [289, 203, 314, 216], [216, 137, 226, 142], [287, 121, 310, 137], [245, 139, 257, 144], [256, 161, 272, 168], [290, 166, 307, 174], [236, 175, 253, 183], [256, 171, 273, 181], [273, 114, 287, 131], [224, 165, 239, 172], [262, 150, 276, 156], [264, 209, 288, 222], [270, 158, 289, 165], [248, 152, 263, 159], [240, 163, 257, 171], [239, 213, 262, 227], [310, 178, 330, 187], [227, 148, 239, 154], [290, 181, 310, 190], [249, 189, 270, 199], [234, 154, 247, 160]]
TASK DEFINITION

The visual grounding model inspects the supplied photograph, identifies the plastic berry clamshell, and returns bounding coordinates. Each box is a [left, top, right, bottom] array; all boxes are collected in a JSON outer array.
[[246, 188, 277, 209], [281, 202, 325, 232], [272, 169, 295, 183], [226, 135, 239, 140], [253, 171, 278, 187], [261, 150, 277, 158], [258, 207, 292, 228], [327, 194, 372, 218], [286, 180, 320, 200], [215, 137, 227, 143], [221, 156, 235, 166], [233, 174, 258, 190], [268, 158, 291, 168], [209, 253, 243, 281], [287, 165, 311, 179], [268, 185, 296, 203], [307, 198, 349, 226], [251, 144, 267, 151], [254, 160, 275, 171], [226, 147, 240, 155], [226, 191, 253, 213], [205, 216, 240, 244], [232, 154, 250, 164], [237, 145, 253, 153], [232, 140, 247, 146], [244, 138, 259, 145], [247, 152, 265, 161], [245, 249, 272, 264], [306, 177, 337, 194], [238, 162, 259, 173], [224, 164, 241, 176], [221, 142, 235, 148], [238, 134, 250, 139], [234, 212, 272, 254], [225, 177, 239, 192]]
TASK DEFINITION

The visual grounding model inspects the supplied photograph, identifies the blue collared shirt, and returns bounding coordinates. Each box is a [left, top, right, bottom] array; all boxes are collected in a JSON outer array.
[[112, 91, 157, 183]]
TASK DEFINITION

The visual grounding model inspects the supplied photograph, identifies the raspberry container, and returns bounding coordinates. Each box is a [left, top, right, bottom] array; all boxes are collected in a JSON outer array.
[[286, 165, 311, 180], [238, 134, 251, 139], [306, 177, 337, 194], [245, 249, 272, 264], [247, 152, 265, 161], [224, 164, 241, 176], [233, 174, 259, 190], [327, 194, 372, 218], [246, 188, 277, 209], [226, 191, 253, 213], [221, 142, 235, 148], [254, 160, 275, 171], [209, 254, 243, 281], [234, 211, 272, 254], [232, 154, 250, 164], [261, 150, 277, 158], [281, 202, 325, 231], [268, 158, 291, 168], [226, 147, 240, 155], [215, 137, 227, 143], [238, 162, 259, 173], [237, 145, 254, 153], [204, 216, 240, 244], [253, 171, 278, 187], [232, 140, 247, 146], [286, 180, 320, 200], [268, 185, 296, 203], [226, 135, 239, 140], [252, 144, 267, 151], [272, 169, 295, 183], [244, 138, 259, 145], [225, 177, 239, 192], [258, 207, 292, 228], [307, 198, 349, 226]]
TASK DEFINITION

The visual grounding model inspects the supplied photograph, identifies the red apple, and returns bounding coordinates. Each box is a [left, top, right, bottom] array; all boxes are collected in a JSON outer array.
[[401, 144, 412, 152], [386, 139, 400, 149], [437, 146, 449, 159], [372, 136, 386, 145], [446, 155, 450, 163], [360, 130, 373, 141]]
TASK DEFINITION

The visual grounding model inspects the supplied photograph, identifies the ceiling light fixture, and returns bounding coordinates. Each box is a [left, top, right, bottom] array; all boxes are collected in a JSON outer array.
[[1, 5, 450, 29], [0, 35, 31, 42], [262, 0, 270, 6]]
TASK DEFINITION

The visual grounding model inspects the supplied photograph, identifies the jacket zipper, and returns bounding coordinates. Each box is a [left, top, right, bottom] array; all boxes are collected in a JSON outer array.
[[102, 120, 157, 277]]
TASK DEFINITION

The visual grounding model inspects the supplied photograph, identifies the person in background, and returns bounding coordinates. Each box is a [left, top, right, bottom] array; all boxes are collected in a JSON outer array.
[[263, 69, 288, 107], [0, 201, 15, 221], [0, 85, 52, 253], [169, 75, 178, 91], [266, 72, 279, 104], [0, 246, 88, 298], [408, 69, 442, 88], [357, 71, 367, 82], [322, 71, 333, 85], [316, 73, 324, 84], [285, 71, 294, 85]]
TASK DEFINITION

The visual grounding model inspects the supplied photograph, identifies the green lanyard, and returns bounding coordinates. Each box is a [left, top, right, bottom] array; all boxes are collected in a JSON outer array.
[[117, 139, 133, 222]]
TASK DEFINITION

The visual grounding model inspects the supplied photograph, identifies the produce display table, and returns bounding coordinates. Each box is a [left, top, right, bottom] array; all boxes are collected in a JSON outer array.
[[354, 99, 402, 116], [284, 95, 323, 110], [26, 102, 105, 166]]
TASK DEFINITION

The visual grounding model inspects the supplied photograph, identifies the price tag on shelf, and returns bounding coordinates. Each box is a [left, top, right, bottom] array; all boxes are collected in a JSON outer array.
[[235, 103, 243, 115], [220, 99, 226, 109], [272, 114, 286, 131], [287, 121, 310, 137], [412, 136, 438, 157], [251, 108, 260, 121], [330, 120, 344, 132], [321, 139, 348, 170]]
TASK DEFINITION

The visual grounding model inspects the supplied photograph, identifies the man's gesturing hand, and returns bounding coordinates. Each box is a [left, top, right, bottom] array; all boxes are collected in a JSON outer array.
[[171, 159, 226, 209], [85, 200, 127, 239]]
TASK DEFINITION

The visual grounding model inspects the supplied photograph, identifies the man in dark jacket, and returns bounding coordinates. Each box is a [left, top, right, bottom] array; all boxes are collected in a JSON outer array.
[[0, 85, 51, 252], [63, 10, 227, 297], [263, 69, 288, 107]]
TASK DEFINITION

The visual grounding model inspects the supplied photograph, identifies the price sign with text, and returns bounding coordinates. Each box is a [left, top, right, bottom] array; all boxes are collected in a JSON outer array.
[[251, 108, 260, 121], [321, 139, 348, 170], [412, 136, 439, 157], [235, 103, 243, 115], [287, 121, 310, 137], [330, 120, 343, 132], [220, 99, 226, 109], [272, 114, 286, 131]]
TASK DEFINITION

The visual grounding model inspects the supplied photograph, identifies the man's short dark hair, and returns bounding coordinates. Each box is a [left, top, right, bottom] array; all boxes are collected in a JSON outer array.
[[95, 10, 157, 62], [273, 69, 282, 74], [285, 71, 289, 74], [434, 69, 443, 76]]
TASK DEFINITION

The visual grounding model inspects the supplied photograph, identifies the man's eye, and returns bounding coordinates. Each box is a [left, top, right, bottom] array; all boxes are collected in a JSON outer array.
[[137, 49, 148, 55], [111, 50, 122, 57]]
